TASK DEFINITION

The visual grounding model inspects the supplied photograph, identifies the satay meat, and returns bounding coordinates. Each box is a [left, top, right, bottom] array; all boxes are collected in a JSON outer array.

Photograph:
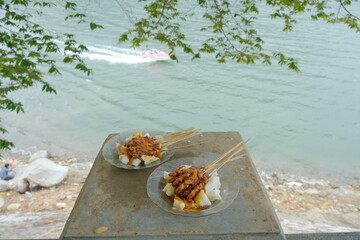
[[125, 136, 161, 160], [187, 178, 207, 200], [167, 166, 209, 202]]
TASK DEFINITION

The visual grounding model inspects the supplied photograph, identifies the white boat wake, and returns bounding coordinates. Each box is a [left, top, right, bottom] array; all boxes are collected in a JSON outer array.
[[81, 45, 170, 64]]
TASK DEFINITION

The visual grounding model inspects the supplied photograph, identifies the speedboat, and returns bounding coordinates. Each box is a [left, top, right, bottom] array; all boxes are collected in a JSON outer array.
[[141, 49, 171, 61]]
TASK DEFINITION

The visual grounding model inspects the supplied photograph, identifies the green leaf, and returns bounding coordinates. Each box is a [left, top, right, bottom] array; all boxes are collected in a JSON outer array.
[[90, 22, 104, 31], [48, 65, 60, 75], [75, 63, 92, 76], [0, 139, 15, 150], [65, 1, 77, 10], [41, 83, 57, 93]]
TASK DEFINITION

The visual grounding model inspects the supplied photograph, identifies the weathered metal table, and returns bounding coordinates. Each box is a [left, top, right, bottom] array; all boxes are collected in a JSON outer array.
[[60, 132, 286, 240]]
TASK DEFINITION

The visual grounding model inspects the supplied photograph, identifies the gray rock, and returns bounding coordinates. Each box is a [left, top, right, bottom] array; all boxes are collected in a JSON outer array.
[[305, 188, 319, 195], [8, 180, 15, 190], [22, 158, 68, 187], [318, 190, 329, 198], [342, 208, 349, 214], [296, 189, 305, 195], [55, 202, 66, 209], [0, 180, 10, 192], [285, 181, 303, 187], [15, 178, 29, 194], [271, 173, 278, 178], [0, 198, 4, 208], [29, 150, 51, 162], [264, 183, 274, 190], [11, 166, 26, 178], [25, 191, 32, 198], [7, 203, 21, 210]]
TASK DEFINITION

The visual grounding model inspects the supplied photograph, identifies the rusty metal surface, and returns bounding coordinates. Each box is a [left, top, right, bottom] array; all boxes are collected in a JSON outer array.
[[61, 132, 286, 240]]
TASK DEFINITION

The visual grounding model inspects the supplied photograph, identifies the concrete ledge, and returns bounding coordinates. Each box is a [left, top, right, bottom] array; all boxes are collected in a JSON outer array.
[[286, 232, 360, 240], [61, 132, 286, 240]]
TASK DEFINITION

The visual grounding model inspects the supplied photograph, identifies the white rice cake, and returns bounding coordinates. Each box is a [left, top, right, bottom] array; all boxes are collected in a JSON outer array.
[[163, 171, 171, 181], [206, 189, 221, 201], [119, 155, 129, 165], [141, 155, 160, 165], [204, 172, 222, 201], [205, 175, 221, 192], [173, 197, 186, 210], [132, 158, 142, 166], [195, 190, 211, 207], [162, 182, 175, 197]]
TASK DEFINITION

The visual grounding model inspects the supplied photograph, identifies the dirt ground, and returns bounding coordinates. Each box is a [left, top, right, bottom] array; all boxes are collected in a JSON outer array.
[[0, 154, 90, 215]]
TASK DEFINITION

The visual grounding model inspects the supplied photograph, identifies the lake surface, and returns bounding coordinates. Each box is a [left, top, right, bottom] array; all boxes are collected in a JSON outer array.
[[2, 1, 360, 183]]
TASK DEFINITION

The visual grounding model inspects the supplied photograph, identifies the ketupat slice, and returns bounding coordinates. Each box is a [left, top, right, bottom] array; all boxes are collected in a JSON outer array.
[[163, 182, 175, 197], [195, 190, 211, 207], [163, 171, 171, 181], [119, 155, 129, 164], [173, 196, 186, 210], [205, 176, 221, 192], [142, 155, 160, 165], [206, 189, 222, 201], [132, 158, 142, 166]]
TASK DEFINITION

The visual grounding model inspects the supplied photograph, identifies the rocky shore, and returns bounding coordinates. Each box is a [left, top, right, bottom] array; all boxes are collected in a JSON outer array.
[[0, 151, 359, 239], [259, 171, 360, 233]]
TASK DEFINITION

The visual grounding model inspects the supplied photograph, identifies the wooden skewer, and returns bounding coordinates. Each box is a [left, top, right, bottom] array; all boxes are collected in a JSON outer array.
[[156, 128, 198, 139], [205, 141, 244, 171], [204, 139, 250, 175], [205, 144, 244, 175], [162, 131, 201, 147], [209, 153, 248, 175], [229, 153, 247, 162], [160, 128, 193, 136], [161, 130, 198, 142], [167, 141, 208, 151], [155, 128, 201, 148], [159, 128, 196, 138]]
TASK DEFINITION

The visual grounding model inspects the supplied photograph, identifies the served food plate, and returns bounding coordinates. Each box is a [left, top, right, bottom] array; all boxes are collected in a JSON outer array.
[[102, 129, 175, 169], [146, 152, 241, 216]]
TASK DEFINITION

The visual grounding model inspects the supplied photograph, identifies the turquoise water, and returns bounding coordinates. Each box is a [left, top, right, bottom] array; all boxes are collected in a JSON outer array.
[[2, 1, 360, 182]]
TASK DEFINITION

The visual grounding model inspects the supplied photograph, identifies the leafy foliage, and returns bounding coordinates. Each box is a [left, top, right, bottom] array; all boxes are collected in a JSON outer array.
[[118, 0, 359, 71], [0, 0, 103, 150]]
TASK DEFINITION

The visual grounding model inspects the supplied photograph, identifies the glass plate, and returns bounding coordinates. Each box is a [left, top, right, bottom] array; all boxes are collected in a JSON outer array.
[[102, 129, 175, 170], [147, 152, 240, 216]]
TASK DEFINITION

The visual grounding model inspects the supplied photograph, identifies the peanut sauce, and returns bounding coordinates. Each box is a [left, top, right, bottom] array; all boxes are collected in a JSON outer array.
[[166, 166, 210, 211], [125, 136, 162, 160]]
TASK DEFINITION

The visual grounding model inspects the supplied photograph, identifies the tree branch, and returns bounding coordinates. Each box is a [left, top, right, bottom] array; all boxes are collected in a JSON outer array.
[[212, 0, 251, 58], [340, 0, 360, 20]]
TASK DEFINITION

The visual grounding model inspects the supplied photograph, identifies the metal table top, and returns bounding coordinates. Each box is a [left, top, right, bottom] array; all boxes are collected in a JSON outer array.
[[61, 132, 286, 240]]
